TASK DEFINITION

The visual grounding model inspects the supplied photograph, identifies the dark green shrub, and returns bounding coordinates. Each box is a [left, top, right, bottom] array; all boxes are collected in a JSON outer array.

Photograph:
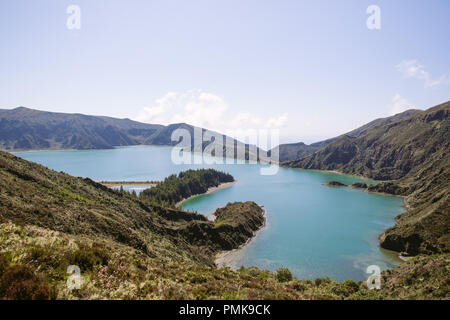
[[332, 280, 360, 297], [0, 264, 55, 300], [0, 254, 10, 275], [276, 268, 292, 283], [291, 279, 307, 292], [68, 243, 109, 272], [247, 267, 261, 277], [343, 280, 360, 292], [304, 279, 314, 285], [190, 274, 208, 284], [257, 270, 270, 280], [192, 287, 207, 300], [314, 277, 331, 286]]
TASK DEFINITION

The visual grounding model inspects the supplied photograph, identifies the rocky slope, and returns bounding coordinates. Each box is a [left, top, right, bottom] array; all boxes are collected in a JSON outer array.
[[284, 101, 450, 255]]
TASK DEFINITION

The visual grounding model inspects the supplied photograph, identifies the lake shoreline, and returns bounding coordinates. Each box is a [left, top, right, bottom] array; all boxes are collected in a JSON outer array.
[[18, 146, 405, 280], [215, 207, 267, 268], [10, 147, 77, 154], [99, 181, 159, 187], [292, 166, 411, 263], [283, 166, 378, 182], [361, 189, 410, 262], [176, 180, 237, 208]]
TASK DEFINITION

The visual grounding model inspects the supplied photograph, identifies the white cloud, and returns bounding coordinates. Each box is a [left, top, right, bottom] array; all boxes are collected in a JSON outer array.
[[135, 89, 288, 133], [135, 90, 227, 130], [229, 111, 263, 128], [266, 113, 288, 129], [396, 60, 447, 88], [389, 94, 415, 116]]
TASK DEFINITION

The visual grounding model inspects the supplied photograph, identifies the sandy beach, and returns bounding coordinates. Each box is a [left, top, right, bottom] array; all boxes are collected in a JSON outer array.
[[215, 207, 267, 268], [176, 180, 237, 208]]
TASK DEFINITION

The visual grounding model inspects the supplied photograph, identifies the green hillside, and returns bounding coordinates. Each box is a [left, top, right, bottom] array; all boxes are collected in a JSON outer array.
[[285, 101, 450, 255]]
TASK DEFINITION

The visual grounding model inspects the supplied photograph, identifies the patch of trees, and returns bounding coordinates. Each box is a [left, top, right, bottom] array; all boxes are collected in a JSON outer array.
[[139, 169, 234, 207]]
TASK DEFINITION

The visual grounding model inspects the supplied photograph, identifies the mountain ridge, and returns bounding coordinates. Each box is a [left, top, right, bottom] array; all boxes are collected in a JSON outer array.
[[0, 106, 264, 161], [272, 109, 422, 162]]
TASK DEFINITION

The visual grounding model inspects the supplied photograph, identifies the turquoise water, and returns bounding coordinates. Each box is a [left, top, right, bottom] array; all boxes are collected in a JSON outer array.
[[15, 145, 404, 281]]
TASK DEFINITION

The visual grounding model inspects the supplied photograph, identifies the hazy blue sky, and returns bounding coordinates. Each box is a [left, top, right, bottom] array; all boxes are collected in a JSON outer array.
[[0, 0, 449, 143]]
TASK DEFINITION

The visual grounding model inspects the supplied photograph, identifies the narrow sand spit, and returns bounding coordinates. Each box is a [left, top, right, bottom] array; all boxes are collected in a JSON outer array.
[[215, 207, 267, 268], [176, 181, 237, 208]]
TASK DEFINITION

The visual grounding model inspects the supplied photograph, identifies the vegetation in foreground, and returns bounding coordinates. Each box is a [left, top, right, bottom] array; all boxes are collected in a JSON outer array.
[[1, 222, 448, 300]]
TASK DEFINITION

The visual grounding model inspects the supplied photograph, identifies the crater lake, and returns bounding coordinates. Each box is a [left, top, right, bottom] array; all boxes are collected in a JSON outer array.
[[16, 145, 404, 281]]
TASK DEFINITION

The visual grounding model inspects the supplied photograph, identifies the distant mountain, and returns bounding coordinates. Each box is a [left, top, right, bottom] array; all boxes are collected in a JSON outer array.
[[0, 107, 160, 150], [0, 107, 262, 161], [272, 109, 422, 162], [284, 101, 450, 255]]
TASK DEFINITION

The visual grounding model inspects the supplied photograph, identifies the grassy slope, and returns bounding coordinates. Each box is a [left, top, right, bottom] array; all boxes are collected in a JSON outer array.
[[0, 150, 210, 264], [0, 151, 271, 262], [284, 101, 450, 255], [1, 221, 447, 300], [0, 151, 448, 299]]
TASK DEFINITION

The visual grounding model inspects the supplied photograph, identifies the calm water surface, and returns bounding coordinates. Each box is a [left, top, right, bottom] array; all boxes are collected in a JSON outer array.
[[16, 146, 404, 281]]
